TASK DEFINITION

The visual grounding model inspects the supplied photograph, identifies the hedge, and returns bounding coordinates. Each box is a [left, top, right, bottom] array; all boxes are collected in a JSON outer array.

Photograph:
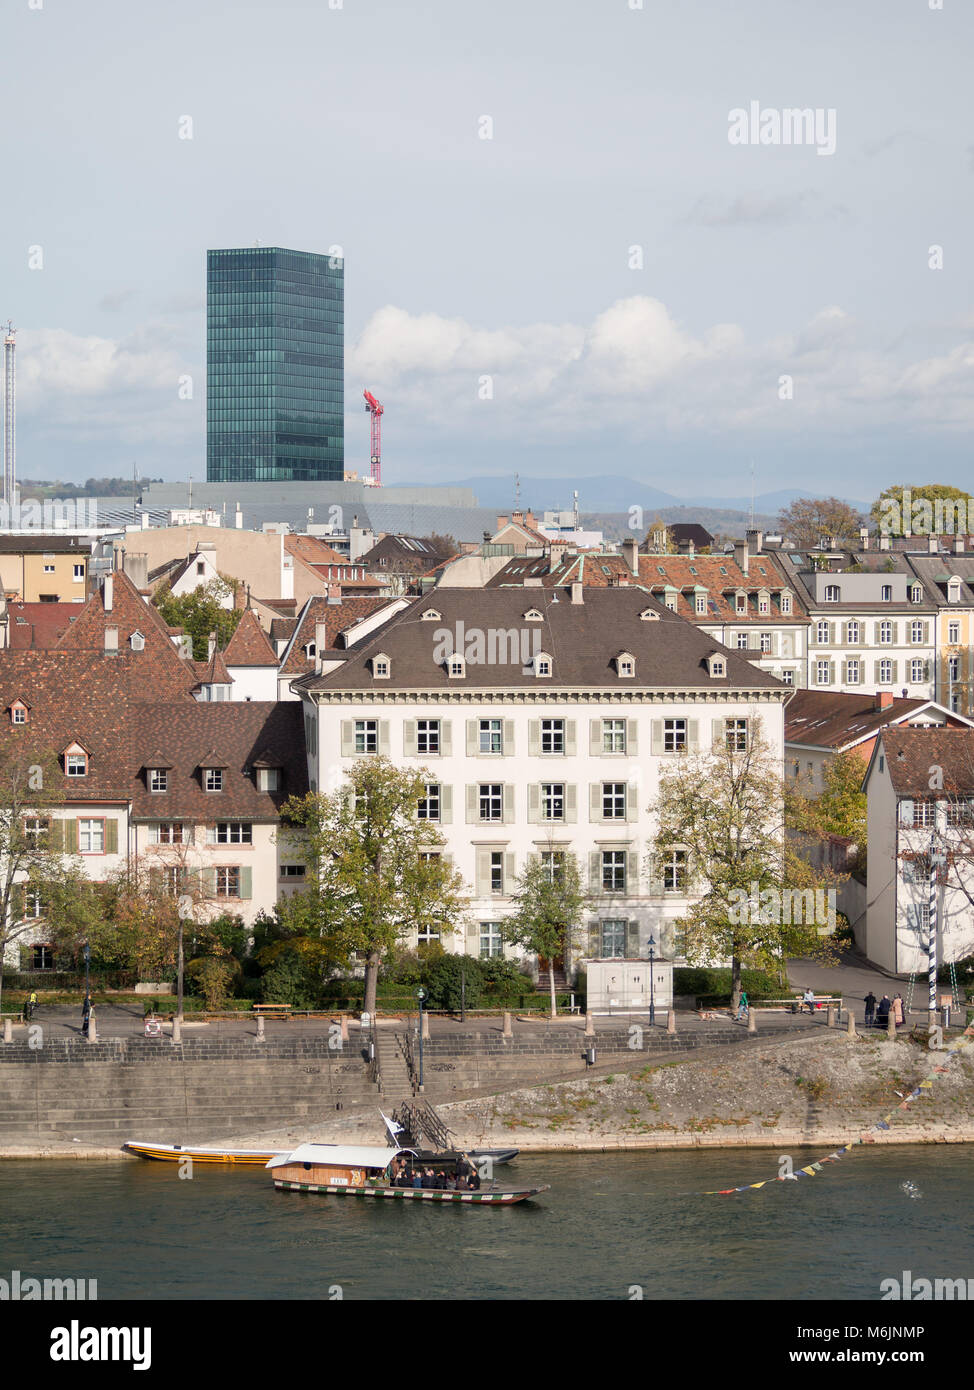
[[674, 967, 785, 1002]]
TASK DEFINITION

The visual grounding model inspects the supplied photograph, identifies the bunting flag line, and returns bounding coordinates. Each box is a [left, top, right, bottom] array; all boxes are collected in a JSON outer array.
[[701, 1017, 974, 1196]]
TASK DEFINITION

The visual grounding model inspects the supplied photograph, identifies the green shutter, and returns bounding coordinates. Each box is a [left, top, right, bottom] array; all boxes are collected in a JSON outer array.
[[239, 866, 252, 899], [202, 867, 218, 898], [48, 820, 64, 850], [63, 819, 78, 853], [105, 819, 118, 854]]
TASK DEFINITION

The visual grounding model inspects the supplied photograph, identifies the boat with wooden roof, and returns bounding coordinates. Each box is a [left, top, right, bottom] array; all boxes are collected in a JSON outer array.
[[124, 1141, 287, 1165], [267, 1144, 550, 1205]]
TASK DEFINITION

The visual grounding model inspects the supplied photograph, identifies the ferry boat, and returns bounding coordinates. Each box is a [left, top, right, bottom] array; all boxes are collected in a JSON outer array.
[[267, 1144, 549, 1205]]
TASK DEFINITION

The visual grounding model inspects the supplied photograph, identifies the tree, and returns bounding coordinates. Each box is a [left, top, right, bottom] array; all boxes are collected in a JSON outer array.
[[152, 579, 242, 660], [421, 533, 458, 557], [649, 720, 840, 1010], [280, 758, 468, 1017], [0, 742, 73, 1013], [502, 850, 585, 1018], [870, 484, 974, 538], [789, 749, 868, 862], [777, 496, 863, 548]]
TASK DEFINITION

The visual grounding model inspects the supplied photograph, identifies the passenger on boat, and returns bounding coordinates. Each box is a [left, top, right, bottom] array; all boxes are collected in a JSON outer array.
[[412, 1170, 423, 1189]]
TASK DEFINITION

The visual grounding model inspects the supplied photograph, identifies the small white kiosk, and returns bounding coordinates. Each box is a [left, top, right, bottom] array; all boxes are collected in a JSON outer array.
[[584, 958, 673, 1014]]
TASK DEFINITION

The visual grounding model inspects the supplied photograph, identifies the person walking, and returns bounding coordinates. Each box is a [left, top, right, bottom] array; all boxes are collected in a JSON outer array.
[[736, 990, 750, 1023], [864, 991, 877, 1027], [893, 994, 905, 1028], [81, 993, 91, 1038], [876, 994, 891, 1028]]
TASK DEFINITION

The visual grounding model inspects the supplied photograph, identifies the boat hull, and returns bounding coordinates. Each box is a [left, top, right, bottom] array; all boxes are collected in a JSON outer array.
[[125, 1142, 285, 1165], [273, 1179, 548, 1205]]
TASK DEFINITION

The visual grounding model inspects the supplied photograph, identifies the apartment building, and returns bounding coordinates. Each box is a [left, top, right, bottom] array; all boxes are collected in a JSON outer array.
[[0, 536, 89, 603], [291, 586, 789, 974]]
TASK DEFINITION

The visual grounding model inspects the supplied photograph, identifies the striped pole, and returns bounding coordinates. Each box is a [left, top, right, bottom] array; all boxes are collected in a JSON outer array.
[[929, 831, 939, 1029]]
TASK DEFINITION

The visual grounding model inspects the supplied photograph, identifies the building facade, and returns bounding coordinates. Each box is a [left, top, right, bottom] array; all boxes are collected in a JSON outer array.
[[206, 246, 344, 484]]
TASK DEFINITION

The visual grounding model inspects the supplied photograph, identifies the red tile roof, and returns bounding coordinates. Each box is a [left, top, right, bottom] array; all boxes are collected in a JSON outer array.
[[7, 602, 78, 649], [223, 609, 279, 667]]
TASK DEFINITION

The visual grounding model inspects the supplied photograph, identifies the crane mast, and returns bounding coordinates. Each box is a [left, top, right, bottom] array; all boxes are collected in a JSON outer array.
[[363, 389, 383, 486]]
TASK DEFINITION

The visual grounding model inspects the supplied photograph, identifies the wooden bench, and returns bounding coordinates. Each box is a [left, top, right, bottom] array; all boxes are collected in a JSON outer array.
[[253, 1003, 293, 1022]]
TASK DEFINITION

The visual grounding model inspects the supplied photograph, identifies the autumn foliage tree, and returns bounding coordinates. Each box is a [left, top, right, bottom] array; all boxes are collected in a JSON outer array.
[[776, 496, 864, 549]]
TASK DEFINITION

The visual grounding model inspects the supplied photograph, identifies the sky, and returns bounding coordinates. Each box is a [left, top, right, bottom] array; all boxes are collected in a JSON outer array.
[[3, 0, 973, 507]]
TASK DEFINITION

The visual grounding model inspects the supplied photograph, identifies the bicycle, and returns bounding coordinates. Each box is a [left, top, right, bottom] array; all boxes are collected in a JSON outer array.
[[22, 999, 35, 1024]]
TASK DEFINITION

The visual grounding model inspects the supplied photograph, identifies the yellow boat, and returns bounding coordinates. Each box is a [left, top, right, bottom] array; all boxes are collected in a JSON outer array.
[[124, 1141, 288, 1165]]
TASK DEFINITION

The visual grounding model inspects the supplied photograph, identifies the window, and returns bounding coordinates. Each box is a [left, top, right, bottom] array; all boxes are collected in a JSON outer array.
[[879, 621, 893, 644], [448, 655, 465, 678], [541, 850, 564, 883], [79, 819, 104, 853], [816, 660, 831, 684], [73, 563, 84, 581], [208, 822, 253, 844], [735, 593, 747, 614], [479, 719, 502, 755], [43, 563, 55, 574], [355, 720, 378, 754], [197, 561, 206, 575], [479, 923, 503, 958], [479, 784, 502, 821], [204, 768, 223, 792], [949, 621, 960, 645], [23, 887, 43, 920], [280, 864, 306, 879], [541, 719, 564, 754], [11, 704, 26, 725], [879, 659, 892, 683], [816, 621, 830, 644], [758, 594, 770, 614], [881, 585, 893, 602], [150, 823, 184, 845], [913, 800, 935, 828], [148, 769, 168, 793], [707, 656, 725, 678], [725, 719, 748, 752], [416, 923, 440, 947], [946, 799, 974, 827], [781, 592, 792, 615], [417, 783, 440, 821], [617, 656, 635, 678], [910, 621, 924, 644], [911, 585, 923, 604], [541, 783, 564, 821], [602, 783, 626, 819], [216, 867, 241, 898], [736, 632, 749, 650], [602, 850, 626, 893], [910, 659, 925, 684], [29, 945, 54, 971], [535, 655, 552, 677], [846, 659, 860, 684], [417, 719, 440, 754], [695, 594, 707, 615], [663, 719, 687, 753], [600, 920, 627, 958], [949, 656, 960, 682], [663, 849, 688, 892], [760, 632, 772, 654], [951, 693, 961, 713], [66, 753, 87, 777], [373, 657, 389, 678], [781, 670, 794, 686], [161, 866, 188, 897], [846, 621, 860, 644], [824, 585, 840, 602], [489, 851, 504, 893], [257, 767, 281, 792], [602, 719, 626, 754]]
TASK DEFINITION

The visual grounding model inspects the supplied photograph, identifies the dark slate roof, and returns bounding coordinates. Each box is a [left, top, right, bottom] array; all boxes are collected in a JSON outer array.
[[0, 535, 88, 554], [296, 587, 787, 693], [880, 728, 974, 797], [279, 595, 400, 679]]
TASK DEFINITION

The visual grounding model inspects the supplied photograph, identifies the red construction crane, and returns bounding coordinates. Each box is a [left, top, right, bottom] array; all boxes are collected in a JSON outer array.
[[363, 389, 384, 486]]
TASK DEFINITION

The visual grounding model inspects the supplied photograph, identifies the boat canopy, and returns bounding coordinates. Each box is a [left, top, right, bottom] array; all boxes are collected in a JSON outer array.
[[265, 1144, 412, 1171]]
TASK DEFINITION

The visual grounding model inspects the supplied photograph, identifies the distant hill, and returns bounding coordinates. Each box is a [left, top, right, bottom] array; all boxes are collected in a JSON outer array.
[[456, 475, 867, 516]]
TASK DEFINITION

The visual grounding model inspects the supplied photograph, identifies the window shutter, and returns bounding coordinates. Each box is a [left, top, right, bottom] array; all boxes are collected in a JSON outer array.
[[475, 849, 490, 897], [340, 721, 354, 757], [403, 721, 417, 756], [378, 721, 390, 755], [184, 824, 195, 846], [587, 921, 601, 957], [923, 623, 930, 645], [440, 785, 453, 825], [565, 720, 576, 756], [626, 921, 641, 957], [64, 819, 78, 853], [465, 785, 478, 823], [565, 784, 577, 823], [202, 867, 218, 898], [898, 800, 914, 826], [651, 720, 663, 755], [105, 819, 118, 854], [841, 661, 848, 684], [873, 661, 881, 683], [48, 820, 64, 850], [589, 783, 602, 822], [627, 852, 639, 893], [503, 785, 515, 823], [891, 623, 899, 645], [527, 784, 540, 824], [503, 719, 515, 754], [686, 720, 698, 751], [712, 719, 724, 751], [626, 720, 638, 755], [239, 866, 252, 899], [434, 720, 449, 756], [626, 783, 637, 821], [589, 851, 602, 893], [890, 661, 898, 684], [648, 853, 663, 896], [466, 920, 480, 944], [589, 719, 601, 756], [466, 720, 478, 756], [528, 721, 540, 757], [504, 853, 516, 893]]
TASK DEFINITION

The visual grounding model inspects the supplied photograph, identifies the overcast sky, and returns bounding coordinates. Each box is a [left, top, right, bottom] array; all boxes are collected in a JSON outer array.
[[3, 0, 973, 505]]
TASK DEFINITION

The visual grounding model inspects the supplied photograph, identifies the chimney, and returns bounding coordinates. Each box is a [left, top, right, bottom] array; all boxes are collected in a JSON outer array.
[[876, 691, 894, 711], [733, 541, 749, 577], [314, 619, 328, 673], [123, 551, 148, 590], [928, 535, 938, 554], [859, 525, 870, 551], [103, 575, 113, 611], [687, 541, 695, 559], [141, 510, 150, 530], [327, 584, 342, 605], [622, 538, 639, 577], [746, 528, 763, 554], [235, 503, 243, 530], [496, 515, 509, 532], [955, 536, 966, 554], [879, 535, 890, 551], [104, 626, 118, 653], [207, 631, 217, 661], [570, 582, 584, 604]]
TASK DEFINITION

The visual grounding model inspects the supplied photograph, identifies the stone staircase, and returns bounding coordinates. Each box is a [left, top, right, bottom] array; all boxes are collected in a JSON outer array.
[[373, 1029, 414, 1104]]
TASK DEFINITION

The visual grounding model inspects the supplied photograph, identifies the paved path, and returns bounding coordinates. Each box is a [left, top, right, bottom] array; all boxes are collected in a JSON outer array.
[[786, 948, 959, 1023]]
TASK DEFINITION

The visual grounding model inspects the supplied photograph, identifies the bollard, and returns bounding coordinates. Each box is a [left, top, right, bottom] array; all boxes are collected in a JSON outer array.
[[340, 1014, 349, 1043], [87, 1014, 97, 1044], [827, 1005, 836, 1029], [747, 1007, 757, 1035], [3, 1017, 11, 1044], [583, 1011, 595, 1038], [256, 1014, 265, 1041], [421, 1010, 430, 1040], [172, 1017, 181, 1044], [847, 1010, 857, 1038], [502, 1010, 513, 1039], [887, 1012, 896, 1040], [666, 1009, 676, 1035]]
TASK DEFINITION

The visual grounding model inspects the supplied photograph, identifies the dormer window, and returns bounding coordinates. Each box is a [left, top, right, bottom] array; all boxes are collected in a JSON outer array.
[[304, 642, 317, 659], [824, 585, 840, 602], [781, 590, 792, 615], [203, 768, 224, 793], [64, 746, 88, 777], [523, 608, 544, 622], [881, 584, 893, 601], [615, 652, 635, 678], [422, 609, 442, 622], [694, 591, 708, 616], [911, 585, 923, 604], [372, 653, 390, 679], [448, 654, 466, 678], [663, 587, 678, 612], [534, 651, 552, 678], [638, 608, 660, 622], [257, 767, 281, 792], [10, 700, 28, 726], [948, 578, 962, 604], [706, 653, 726, 678], [130, 631, 145, 651], [148, 769, 168, 794], [735, 590, 747, 614]]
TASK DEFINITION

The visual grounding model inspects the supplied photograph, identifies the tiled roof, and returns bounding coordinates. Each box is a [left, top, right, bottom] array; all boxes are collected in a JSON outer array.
[[223, 609, 279, 667], [880, 727, 974, 797], [193, 650, 233, 686], [284, 534, 349, 567], [297, 587, 787, 693], [278, 595, 400, 678], [269, 618, 298, 644], [7, 602, 79, 649], [785, 690, 939, 750]]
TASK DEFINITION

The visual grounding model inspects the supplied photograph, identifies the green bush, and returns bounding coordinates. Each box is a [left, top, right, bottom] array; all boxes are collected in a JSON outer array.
[[260, 950, 321, 1009], [479, 957, 532, 998], [674, 967, 784, 1002], [422, 955, 485, 1011], [185, 956, 241, 1010]]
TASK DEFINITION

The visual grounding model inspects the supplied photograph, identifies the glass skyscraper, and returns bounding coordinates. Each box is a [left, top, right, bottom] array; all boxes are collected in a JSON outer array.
[[206, 246, 344, 483]]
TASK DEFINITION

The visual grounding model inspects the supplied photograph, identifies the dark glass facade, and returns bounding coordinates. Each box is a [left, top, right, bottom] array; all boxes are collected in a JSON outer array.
[[206, 246, 343, 483]]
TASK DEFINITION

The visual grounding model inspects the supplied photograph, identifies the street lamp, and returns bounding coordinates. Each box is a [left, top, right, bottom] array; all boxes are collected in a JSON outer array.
[[416, 986, 426, 1092], [648, 934, 656, 1026], [176, 894, 195, 1027], [83, 942, 90, 1006]]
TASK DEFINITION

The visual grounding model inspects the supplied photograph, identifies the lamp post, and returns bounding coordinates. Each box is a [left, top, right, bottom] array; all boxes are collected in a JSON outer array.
[[929, 832, 946, 1032], [176, 894, 194, 1026], [416, 986, 426, 1091], [648, 934, 656, 1027], [460, 955, 466, 1024], [83, 941, 90, 1005]]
